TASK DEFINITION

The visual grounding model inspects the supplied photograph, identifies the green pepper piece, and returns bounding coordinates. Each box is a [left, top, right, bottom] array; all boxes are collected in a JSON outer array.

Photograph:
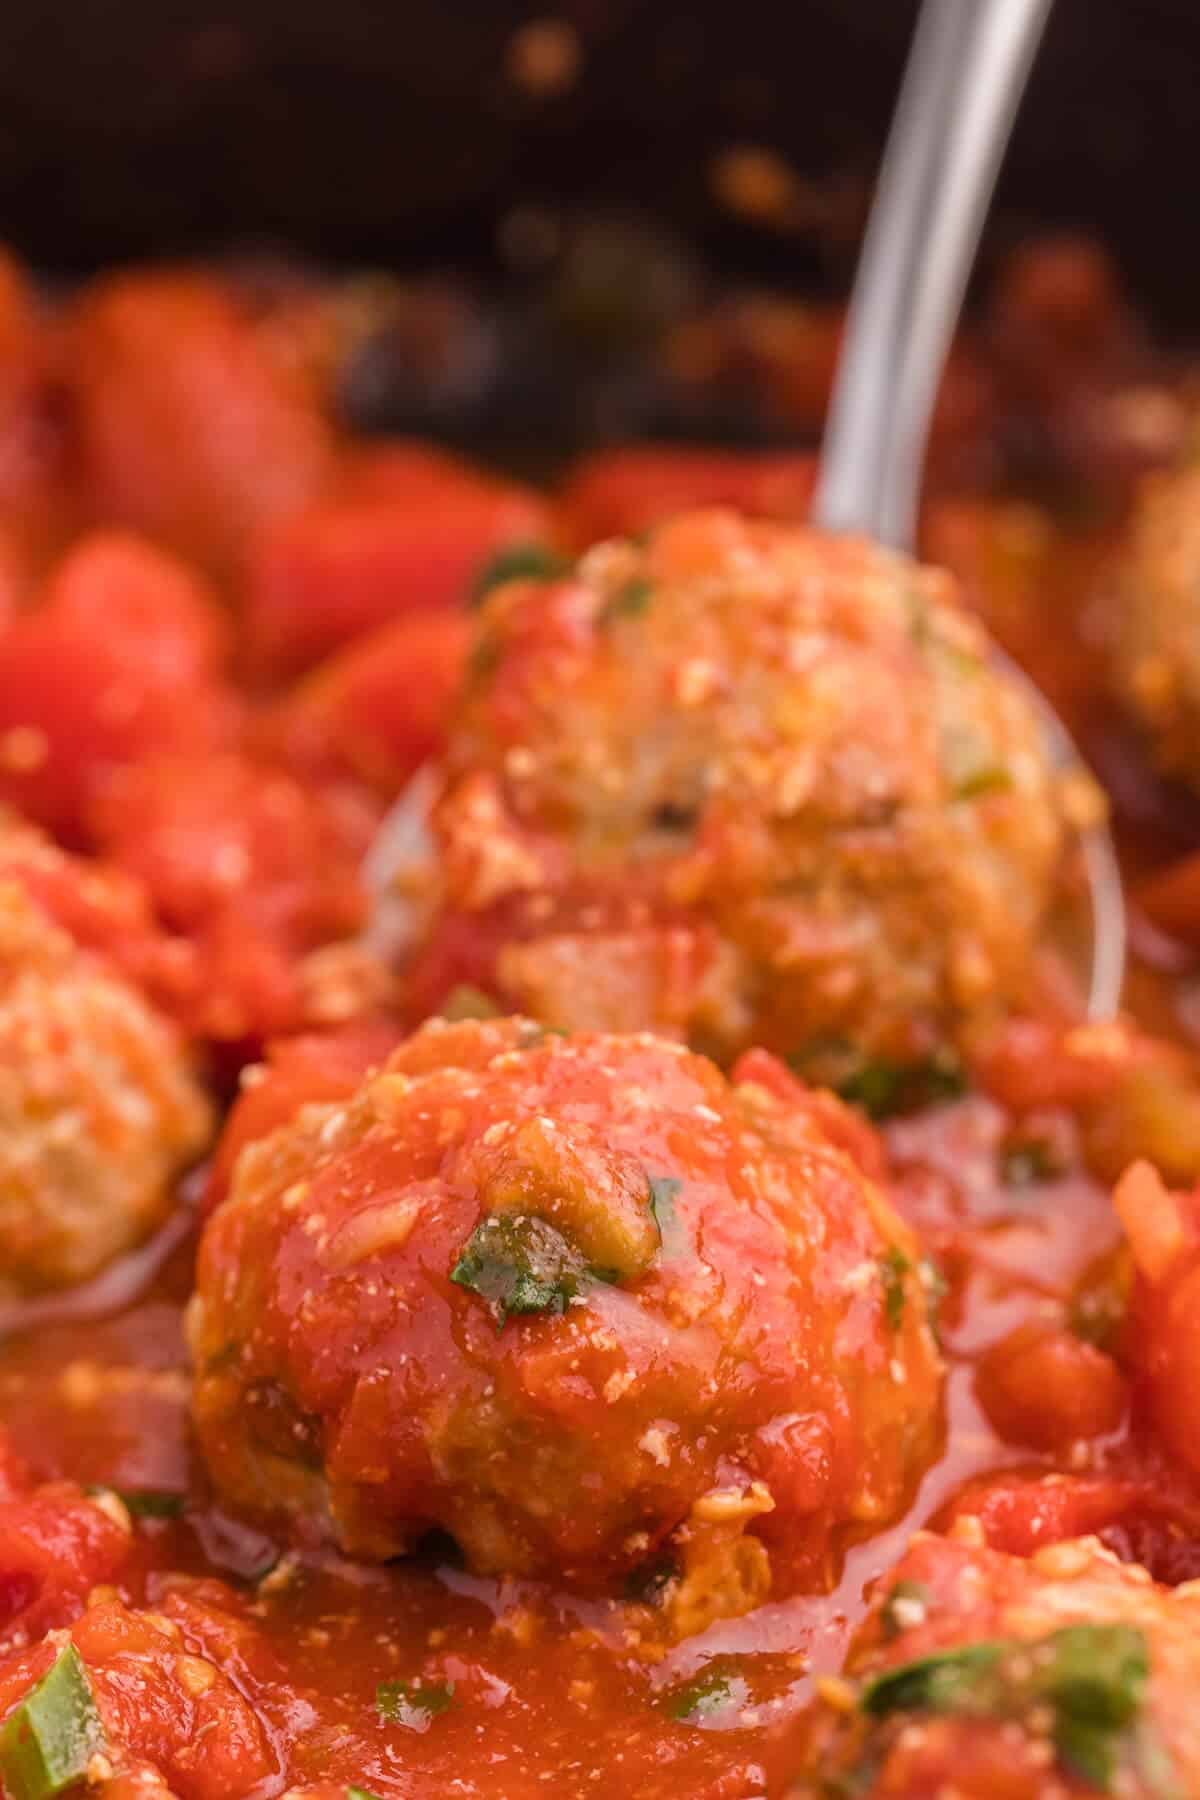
[[0, 1646, 106, 1800]]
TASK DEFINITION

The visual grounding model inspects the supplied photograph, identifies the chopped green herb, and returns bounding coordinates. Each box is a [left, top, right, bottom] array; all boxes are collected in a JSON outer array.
[[375, 1679, 456, 1732], [861, 1641, 1007, 1716], [439, 984, 502, 1022], [624, 1558, 678, 1606], [942, 727, 1013, 802], [0, 1646, 106, 1800], [1001, 1137, 1063, 1187], [880, 1579, 930, 1641], [450, 1214, 590, 1326], [646, 1174, 687, 1260], [879, 1248, 911, 1331], [602, 576, 654, 622], [860, 1624, 1153, 1793], [833, 1049, 967, 1121], [664, 1665, 750, 1726], [347, 1788, 384, 1800], [471, 542, 569, 605], [86, 1487, 185, 1520]]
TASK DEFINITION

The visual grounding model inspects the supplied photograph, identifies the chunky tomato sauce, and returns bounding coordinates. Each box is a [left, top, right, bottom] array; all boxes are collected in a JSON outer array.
[[0, 239, 1199, 1799]]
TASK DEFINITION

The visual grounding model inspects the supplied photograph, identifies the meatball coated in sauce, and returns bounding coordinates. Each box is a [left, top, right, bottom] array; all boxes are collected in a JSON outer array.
[[1117, 460, 1200, 787], [189, 1018, 941, 1599], [796, 1529, 1200, 1798], [409, 510, 1067, 1067], [0, 879, 211, 1297]]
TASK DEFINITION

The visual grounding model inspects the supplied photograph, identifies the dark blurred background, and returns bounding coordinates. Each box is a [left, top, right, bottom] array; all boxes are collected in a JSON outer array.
[[0, 0, 1194, 322]]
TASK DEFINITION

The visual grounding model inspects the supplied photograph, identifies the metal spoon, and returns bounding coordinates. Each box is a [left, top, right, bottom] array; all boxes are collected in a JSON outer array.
[[813, 0, 1125, 1018]]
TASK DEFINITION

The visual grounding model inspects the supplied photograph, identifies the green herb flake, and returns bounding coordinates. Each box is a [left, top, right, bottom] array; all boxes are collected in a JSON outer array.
[[88, 1487, 185, 1520], [347, 1788, 384, 1800], [664, 1665, 750, 1727], [439, 984, 502, 1022], [861, 1641, 1007, 1717], [880, 1579, 930, 1641], [471, 542, 569, 605], [879, 1248, 911, 1331], [0, 1646, 107, 1800], [942, 727, 1014, 803], [450, 1214, 589, 1326], [860, 1624, 1154, 1793], [602, 576, 654, 623], [646, 1173, 686, 1259], [835, 1049, 966, 1121], [375, 1679, 456, 1733]]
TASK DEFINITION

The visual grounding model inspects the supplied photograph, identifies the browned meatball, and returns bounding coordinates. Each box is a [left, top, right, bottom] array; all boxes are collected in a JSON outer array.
[[404, 509, 1068, 1070], [189, 1018, 941, 1611], [795, 1528, 1200, 1798], [1117, 461, 1200, 785], [0, 879, 212, 1296]]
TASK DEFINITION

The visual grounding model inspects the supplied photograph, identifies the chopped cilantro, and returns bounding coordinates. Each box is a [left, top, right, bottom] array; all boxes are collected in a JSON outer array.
[[347, 1789, 384, 1800], [375, 1679, 456, 1732], [664, 1664, 750, 1726], [879, 1248, 911, 1330], [471, 542, 569, 605], [880, 1579, 931, 1641], [451, 1214, 591, 1326], [860, 1624, 1153, 1793], [861, 1641, 1007, 1716], [602, 576, 654, 622], [0, 1646, 106, 1800], [831, 1048, 967, 1121], [91, 1488, 185, 1519], [439, 984, 502, 1022]]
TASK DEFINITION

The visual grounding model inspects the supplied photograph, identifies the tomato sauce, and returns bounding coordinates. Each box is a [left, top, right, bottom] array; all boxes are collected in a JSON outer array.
[[0, 237, 1199, 1798]]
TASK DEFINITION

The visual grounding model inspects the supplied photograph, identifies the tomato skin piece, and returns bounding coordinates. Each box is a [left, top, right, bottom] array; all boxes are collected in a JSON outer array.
[[243, 472, 554, 682], [257, 610, 471, 794], [558, 446, 817, 547], [0, 533, 238, 840], [0, 1486, 131, 1646], [63, 269, 335, 576], [203, 1019, 404, 1217]]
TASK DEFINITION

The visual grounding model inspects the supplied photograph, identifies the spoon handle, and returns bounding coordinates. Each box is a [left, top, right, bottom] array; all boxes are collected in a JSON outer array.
[[813, 0, 1053, 549]]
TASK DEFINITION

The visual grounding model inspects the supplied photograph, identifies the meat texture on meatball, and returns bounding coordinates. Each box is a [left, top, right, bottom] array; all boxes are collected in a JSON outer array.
[[1116, 460, 1200, 786], [189, 1018, 942, 1607], [0, 878, 212, 1297], [405, 509, 1068, 1068], [795, 1527, 1200, 1797]]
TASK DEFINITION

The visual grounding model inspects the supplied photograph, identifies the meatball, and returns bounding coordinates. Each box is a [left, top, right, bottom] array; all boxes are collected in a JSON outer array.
[[0, 878, 212, 1297], [405, 510, 1068, 1068], [795, 1528, 1200, 1797], [189, 1018, 941, 1599], [1117, 461, 1200, 785]]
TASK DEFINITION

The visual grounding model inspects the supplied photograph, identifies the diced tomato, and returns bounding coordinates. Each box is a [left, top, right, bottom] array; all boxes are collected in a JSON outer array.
[[243, 464, 553, 681], [256, 609, 470, 792], [0, 534, 239, 840], [204, 1019, 404, 1215], [558, 446, 817, 547], [974, 1320, 1127, 1451], [63, 269, 335, 575], [1136, 851, 1200, 947], [0, 1483, 131, 1643]]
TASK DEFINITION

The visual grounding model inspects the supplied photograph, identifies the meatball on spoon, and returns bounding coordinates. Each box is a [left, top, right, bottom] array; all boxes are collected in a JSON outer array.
[[366, 0, 1124, 1022], [814, 0, 1124, 1018]]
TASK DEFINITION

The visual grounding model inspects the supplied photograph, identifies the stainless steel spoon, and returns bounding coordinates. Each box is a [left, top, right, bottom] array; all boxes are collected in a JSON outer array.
[[813, 0, 1125, 1019]]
